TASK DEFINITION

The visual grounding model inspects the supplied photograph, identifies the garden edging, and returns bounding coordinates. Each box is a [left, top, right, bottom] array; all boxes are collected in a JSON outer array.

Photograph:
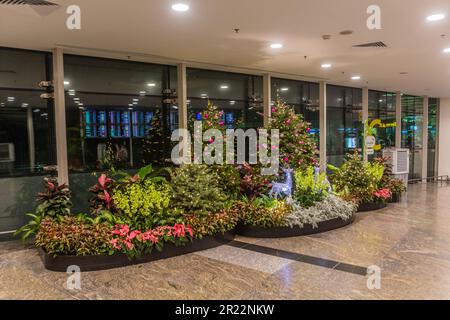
[[234, 214, 355, 238]]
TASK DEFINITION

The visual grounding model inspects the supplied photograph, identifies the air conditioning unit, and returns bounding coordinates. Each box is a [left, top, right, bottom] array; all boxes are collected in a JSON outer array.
[[382, 148, 409, 174], [0, 143, 15, 162]]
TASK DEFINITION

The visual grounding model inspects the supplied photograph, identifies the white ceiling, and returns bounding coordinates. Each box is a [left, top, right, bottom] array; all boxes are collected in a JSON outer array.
[[1, 0, 450, 98]]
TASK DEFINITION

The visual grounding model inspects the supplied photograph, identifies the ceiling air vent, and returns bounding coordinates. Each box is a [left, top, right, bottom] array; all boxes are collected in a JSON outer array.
[[0, 0, 58, 5], [353, 41, 387, 48]]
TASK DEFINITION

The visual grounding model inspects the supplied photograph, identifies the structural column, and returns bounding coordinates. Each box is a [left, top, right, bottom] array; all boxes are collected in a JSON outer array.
[[263, 73, 271, 128], [319, 81, 327, 172], [52, 47, 69, 185], [26, 106, 35, 173], [422, 96, 429, 181], [362, 86, 369, 161], [395, 91, 402, 148], [177, 63, 188, 130]]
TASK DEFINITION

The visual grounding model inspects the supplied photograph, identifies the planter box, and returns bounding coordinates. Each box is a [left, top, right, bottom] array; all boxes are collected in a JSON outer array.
[[235, 215, 355, 238], [357, 202, 387, 212], [39, 232, 235, 272], [389, 193, 402, 203]]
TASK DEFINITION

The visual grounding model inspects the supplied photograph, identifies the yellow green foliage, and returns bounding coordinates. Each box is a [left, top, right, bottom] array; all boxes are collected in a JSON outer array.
[[113, 180, 170, 219]]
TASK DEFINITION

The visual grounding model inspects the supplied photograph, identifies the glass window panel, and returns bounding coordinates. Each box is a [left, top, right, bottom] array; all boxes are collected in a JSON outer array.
[[271, 78, 319, 144], [427, 98, 438, 178], [187, 68, 263, 129], [326, 85, 363, 167], [401, 94, 424, 180], [64, 54, 177, 213], [0, 48, 56, 236]]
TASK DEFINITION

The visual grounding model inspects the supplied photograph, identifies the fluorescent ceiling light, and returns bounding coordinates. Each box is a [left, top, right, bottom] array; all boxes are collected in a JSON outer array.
[[133, 98, 139, 102], [128, 107, 133, 110], [147, 83, 156, 87], [171, 3, 189, 12], [230, 101, 236, 105], [128, 104, 133, 107], [7, 97, 15, 101], [351, 76, 361, 80], [280, 87, 289, 92], [34, 109, 40, 113], [321, 63, 332, 69], [426, 13, 445, 21], [64, 81, 70, 85], [443, 48, 450, 53], [21, 103, 29, 108], [220, 85, 229, 89], [270, 43, 283, 49], [139, 91, 146, 96]]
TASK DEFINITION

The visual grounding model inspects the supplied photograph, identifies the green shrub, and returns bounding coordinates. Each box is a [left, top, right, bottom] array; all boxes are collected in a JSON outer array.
[[294, 167, 330, 208], [211, 164, 242, 199], [237, 196, 292, 228], [112, 179, 171, 229], [35, 216, 112, 256], [169, 164, 228, 216], [328, 152, 384, 204]]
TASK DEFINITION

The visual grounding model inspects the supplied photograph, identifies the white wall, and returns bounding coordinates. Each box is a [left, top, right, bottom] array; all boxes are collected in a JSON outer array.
[[439, 98, 450, 177]]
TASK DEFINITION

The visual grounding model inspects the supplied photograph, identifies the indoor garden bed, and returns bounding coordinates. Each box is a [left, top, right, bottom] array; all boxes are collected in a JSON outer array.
[[39, 232, 235, 272]]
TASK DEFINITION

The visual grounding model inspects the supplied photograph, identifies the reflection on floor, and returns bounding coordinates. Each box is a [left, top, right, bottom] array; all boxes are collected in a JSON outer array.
[[1, 183, 450, 300]]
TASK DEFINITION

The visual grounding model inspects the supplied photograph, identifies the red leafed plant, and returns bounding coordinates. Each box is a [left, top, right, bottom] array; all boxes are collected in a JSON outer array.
[[238, 162, 272, 200], [89, 174, 114, 214], [110, 223, 194, 259], [373, 188, 392, 201]]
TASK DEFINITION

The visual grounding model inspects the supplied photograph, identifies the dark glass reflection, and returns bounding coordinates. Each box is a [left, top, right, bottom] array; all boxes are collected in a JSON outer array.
[[326, 85, 363, 167], [187, 68, 263, 129]]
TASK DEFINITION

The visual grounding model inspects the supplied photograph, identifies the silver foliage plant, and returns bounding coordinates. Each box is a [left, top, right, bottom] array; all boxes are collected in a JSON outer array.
[[284, 195, 357, 229]]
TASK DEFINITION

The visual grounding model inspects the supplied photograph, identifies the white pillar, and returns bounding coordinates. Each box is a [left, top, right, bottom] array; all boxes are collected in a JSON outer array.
[[177, 63, 188, 130], [395, 91, 402, 148], [319, 81, 327, 171], [362, 86, 369, 161], [52, 47, 69, 185], [26, 106, 35, 173], [263, 73, 271, 128], [422, 96, 429, 181]]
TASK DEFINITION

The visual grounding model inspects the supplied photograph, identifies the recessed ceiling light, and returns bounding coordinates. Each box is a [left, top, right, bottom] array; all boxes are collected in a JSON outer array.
[[270, 43, 283, 49], [1, 103, 5, 106], [443, 47, 450, 53], [139, 91, 146, 96], [78, 106, 85, 110], [171, 3, 189, 12], [133, 102, 138, 105], [426, 14, 445, 22], [34, 109, 40, 113], [147, 83, 156, 87], [21, 103, 29, 108], [280, 87, 289, 92], [200, 93, 208, 98], [321, 63, 332, 69], [128, 104, 133, 107], [351, 76, 361, 80], [64, 81, 70, 85], [133, 98, 139, 102], [220, 85, 229, 89], [7, 97, 15, 101], [230, 100, 236, 105], [128, 107, 133, 110]]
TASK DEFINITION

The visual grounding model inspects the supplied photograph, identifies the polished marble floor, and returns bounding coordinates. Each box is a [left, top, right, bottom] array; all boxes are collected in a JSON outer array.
[[1, 182, 450, 300]]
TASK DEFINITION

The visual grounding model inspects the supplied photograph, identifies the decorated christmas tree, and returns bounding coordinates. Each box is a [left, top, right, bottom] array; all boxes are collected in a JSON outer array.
[[267, 99, 319, 171], [142, 109, 171, 167]]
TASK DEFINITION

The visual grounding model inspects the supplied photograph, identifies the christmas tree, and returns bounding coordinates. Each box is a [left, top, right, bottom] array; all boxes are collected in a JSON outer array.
[[142, 109, 171, 167], [267, 99, 319, 171]]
